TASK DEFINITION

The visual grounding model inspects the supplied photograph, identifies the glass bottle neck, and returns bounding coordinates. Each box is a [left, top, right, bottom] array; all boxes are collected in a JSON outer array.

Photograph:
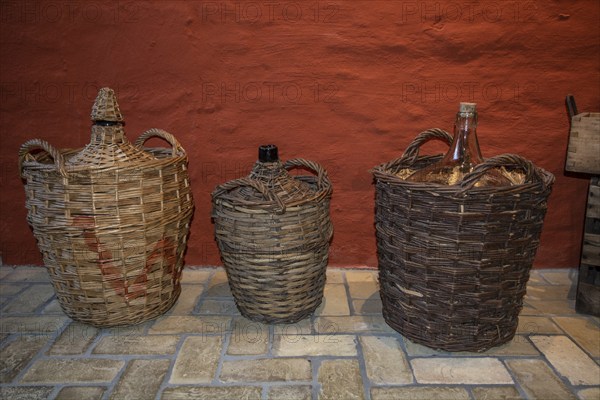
[[443, 112, 484, 166]]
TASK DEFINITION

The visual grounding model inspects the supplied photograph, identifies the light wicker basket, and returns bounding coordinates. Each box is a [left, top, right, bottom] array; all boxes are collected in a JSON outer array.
[[212, 148, 333, 324], [18, 88, 194, 327], [372, 128, 555, 352]]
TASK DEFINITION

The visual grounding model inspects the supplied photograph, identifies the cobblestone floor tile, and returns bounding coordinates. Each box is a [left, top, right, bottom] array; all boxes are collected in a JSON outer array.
[[470, 386, 522, 400], [2, 267, 50, 282], [403, 335, 538, 357], [110, 359, 170, 400], [149, 316, 230, 334], [578, 387, 600, 400], [2, 284, 55, 313], [370, 387, 470, 400], [411, 358, 512, 384], [181, 268, 212, 283], [540, 270, 576, 286], [22, 359, 125, 383], [360, 336, 413, 384], [352, 299, 382, 314], [315, 316, 394, 334], [55, 386, 105, 400], [93, 334, 179, 355], [268, 385, 312, 400], [0, 267, 14, 279], [530, 335, 600, 385], [273, 318, 312, 335], [41, 299, 64, 314], [527, 299, 577, 315], [318, 359, 364, 400], [228, 318, 269, 355], [326, 269, 344, 284], [199, 298, 240, 315], [0, 282, 28, 296], [506, 359, 576, 400], [0, 386, 54, 400], [161, 386, 262, 399], [0, 335, 47, 383], [525, 284, 572, 300], [273, 334, 357, 356], [314, 284, 350, 316], [48, 322, 99, 355], [347, 281, 379, 300], [169, 285, 203, 314], [170, 336, 223, 384], [527, 270, 549, 285], [205, 270, 232, 297], [552, 316, 600, 357], [220, 358, 311, 382], [345, 270, 378, 283], [516, 316, 562, 334], [0, 315, 68, 335]]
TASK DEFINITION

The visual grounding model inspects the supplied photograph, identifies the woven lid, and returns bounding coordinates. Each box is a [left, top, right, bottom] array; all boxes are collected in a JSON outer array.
[[65, 87, 154, 168]]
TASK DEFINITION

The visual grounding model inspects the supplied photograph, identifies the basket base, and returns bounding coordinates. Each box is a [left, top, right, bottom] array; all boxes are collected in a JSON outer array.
[[236, 300, 322, 325]]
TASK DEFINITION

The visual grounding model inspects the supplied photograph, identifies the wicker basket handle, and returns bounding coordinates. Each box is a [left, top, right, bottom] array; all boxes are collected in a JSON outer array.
[[401, 128, 453, 164], [134, 128, 184, 157], [283, 158, 330, 189], [460, 153, 540, 190], [213, 177, 286, 213], [18, 139, 67, 178]]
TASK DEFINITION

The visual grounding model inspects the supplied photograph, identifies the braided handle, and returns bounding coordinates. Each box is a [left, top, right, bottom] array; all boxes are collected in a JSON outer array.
[[18, 139, 67, 178], [400, 128, 453, 164], [460, 154, 540, 190], [134, 128, 184, 157], [283, 158, 331, 189], [212, 177, 286, 213]]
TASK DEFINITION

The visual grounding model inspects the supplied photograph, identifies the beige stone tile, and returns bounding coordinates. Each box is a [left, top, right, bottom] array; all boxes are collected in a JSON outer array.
[[273, 318, 312, 335], [360, 336, 412, 384], [506, 359, 576, 400], [56, 386, 105, 400], [199, 298, 240, 315], [541, 270, 576, 286], [348, 281, 379, 299], [205, 269, 232, 297], [273, 334, 357, 356], [149, 316, 230, 334], [527, 269, 549, 285], [41, 299, 64, 314], [228, 317, 269, 355], [371, 387, 470, 400], [169, 285, 203, 314], [315, 316, 394, 334], [318, 359, 364, 400], [0, 386, 54, 400], [353, 299, 382, 314], [0, 316, 69, 334], [578, 387, 600, 400], [268, 386, 312, 400], [93, 335, 179, 355], [181, 268, 213, 283], [530, 335, 600, 385], [110, 359, 170, 400], [314, 284, 350, 316], [527, 299, 577, 315], [22, 359, 125, 383], [345, 270, 378, 283], [516, 316, 562, 334], [0, 283, 28, 296], [552, 316, 600, 357], [0, 267, 14, 280], [2, 267, 50, 282], [48, 322, 99, 355], [326, 268, 344, 283], [2, 284, 55, 313], [519, 303, 538, 315], [0, 335, 47, 383], [161, 386, 262, 400], [471, 386, 522, 400], [220, 358, 311, 382], [403, 336, 538, 357], [525, 284, 571, 301], [170, 336, 222, 384], [411, 358, 513, 384]]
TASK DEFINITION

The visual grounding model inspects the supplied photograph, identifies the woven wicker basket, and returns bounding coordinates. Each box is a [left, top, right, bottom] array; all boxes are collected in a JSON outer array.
[[372, 128, 555, 352], [19, 88, 194, 327], [212, 148, 333, 324]]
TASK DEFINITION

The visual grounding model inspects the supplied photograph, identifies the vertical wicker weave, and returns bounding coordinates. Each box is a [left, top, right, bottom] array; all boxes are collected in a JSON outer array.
[[372, 129, 555, 352], [212, 154, 333, 324], [18, 88, 194, 327]]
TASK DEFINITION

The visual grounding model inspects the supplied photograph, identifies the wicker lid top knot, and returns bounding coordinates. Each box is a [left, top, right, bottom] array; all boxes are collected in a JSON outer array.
[[91, 87, 124, 122]]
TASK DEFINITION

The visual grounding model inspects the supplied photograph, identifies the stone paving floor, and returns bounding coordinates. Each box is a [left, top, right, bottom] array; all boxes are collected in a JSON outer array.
[[0, 265, 599, 400]]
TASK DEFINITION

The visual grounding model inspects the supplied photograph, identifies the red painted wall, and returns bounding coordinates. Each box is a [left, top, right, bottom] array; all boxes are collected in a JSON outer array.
[[1, 1, 598, 268]]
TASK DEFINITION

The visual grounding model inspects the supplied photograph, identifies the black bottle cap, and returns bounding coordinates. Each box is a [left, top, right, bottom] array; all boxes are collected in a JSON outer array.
[[258, 145, 278, 162], [94, 120, 122, 126]]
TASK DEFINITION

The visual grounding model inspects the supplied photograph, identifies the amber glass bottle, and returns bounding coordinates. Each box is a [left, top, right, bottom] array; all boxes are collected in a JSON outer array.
[[407, 102, 510, 186]]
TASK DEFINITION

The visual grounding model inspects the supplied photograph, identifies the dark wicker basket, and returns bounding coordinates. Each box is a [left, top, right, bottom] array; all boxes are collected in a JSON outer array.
[[372, 128, 555, 352], [212, 157, 333, 324]]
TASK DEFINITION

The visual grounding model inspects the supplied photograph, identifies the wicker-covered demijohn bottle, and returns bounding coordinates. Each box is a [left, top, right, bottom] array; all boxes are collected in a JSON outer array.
[[212, 145, 333, 323], [19, 88, 194, 327]]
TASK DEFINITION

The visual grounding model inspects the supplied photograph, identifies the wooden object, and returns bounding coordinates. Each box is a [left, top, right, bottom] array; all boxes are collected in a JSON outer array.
[[565, 112, 600, 174]]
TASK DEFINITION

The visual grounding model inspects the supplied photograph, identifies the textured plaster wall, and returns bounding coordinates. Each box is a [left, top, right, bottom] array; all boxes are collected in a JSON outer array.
[[0, 1, 598, 268]]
